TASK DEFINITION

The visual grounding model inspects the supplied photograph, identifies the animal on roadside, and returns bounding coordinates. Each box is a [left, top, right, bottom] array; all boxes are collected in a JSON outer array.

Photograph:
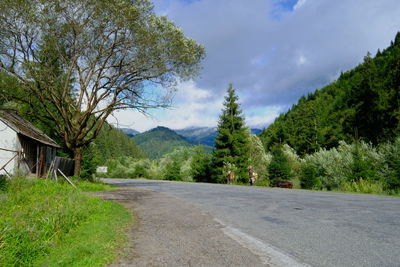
[[274, 181, 293, 189], [226, 170, 235, 184], [248, 166, 258, 186]]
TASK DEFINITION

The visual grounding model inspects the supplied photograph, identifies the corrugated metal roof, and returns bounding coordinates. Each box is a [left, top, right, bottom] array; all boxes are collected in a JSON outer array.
[[0, 110, 61, 148]]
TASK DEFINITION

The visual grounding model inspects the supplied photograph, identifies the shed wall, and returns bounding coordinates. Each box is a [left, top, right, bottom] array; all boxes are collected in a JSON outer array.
[[0, 120, 18, 175]]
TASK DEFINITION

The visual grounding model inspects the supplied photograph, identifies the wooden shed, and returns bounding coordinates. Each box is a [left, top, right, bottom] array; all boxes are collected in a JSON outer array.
[[0, 110, 61, 177]]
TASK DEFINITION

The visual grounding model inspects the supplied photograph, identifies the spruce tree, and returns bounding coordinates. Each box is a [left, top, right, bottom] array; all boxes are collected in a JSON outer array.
[[212, 84, 250, 183], [268, 145, 292, 186]]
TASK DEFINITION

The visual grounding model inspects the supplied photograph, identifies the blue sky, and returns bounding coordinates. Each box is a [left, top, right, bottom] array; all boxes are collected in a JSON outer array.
[[111, 0, 400, 132]]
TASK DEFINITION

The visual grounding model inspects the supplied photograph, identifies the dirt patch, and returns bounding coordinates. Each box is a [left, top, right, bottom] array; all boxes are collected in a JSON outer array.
[[93, 187, 268, 266]]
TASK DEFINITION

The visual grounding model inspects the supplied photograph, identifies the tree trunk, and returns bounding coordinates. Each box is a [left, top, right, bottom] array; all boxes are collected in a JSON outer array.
[[73, 147, 83, 178]]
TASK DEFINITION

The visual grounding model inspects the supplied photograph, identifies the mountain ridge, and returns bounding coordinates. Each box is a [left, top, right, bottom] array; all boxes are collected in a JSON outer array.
[[133, 126, 195, 159]]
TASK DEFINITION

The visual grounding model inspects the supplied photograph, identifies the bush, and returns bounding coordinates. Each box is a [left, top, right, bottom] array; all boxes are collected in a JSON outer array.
[[254, 179, 270, 187], [380, 137, 400, 190], [133, 164, 149, 178], [164, 159, 182, 181], [300, 164, 321, 189], [268, 145, 292, 185], [349, 141, 379, 182], [301, 141, 383, 190], [249, 135, 271, 180], [191, 146, 212, 183]]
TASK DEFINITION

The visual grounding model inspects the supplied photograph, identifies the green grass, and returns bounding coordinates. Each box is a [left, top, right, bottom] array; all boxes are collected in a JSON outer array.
[[0, 177, 131, 266], [75, 180, 116, 192], [339, 179, 385, 195]]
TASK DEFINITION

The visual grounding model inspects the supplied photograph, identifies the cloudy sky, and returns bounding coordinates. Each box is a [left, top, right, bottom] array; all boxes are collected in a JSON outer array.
[[111, 0, 400, 132]]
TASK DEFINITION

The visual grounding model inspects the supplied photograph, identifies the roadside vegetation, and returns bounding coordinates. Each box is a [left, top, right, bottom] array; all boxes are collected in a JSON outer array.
[[99, 79, 400, 197], [0, 177, 131, 266]]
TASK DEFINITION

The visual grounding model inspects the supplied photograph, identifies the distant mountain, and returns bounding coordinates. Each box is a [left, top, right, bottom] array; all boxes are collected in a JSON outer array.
[[176, 127, 218, 147], [250, 128, 263, 135], [119, 127, 140, 137], [133, 126, 195, 159], [176, 127, 263, 147]]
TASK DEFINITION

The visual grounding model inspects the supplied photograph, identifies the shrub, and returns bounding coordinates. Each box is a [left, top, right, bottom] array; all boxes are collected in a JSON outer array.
[[249, 135, 271, 180], [132, 164, 149, 178], [349, 141, 379, 182], [281, 144, 301, 179], [380, 137, 400, 190], [254, 179, 270, 187], [268, 145, 292, 185], [301, 141, 385, 191], [191, 146, 212, 183], [300, 164, 321, 189], [164, 159, 182, 181]]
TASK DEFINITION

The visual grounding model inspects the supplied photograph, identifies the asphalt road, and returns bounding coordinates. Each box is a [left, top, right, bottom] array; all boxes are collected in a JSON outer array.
[[102, 178, 400, 267]]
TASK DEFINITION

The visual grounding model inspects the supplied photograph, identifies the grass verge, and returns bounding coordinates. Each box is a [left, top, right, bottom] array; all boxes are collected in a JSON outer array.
[[75, 180, 116, 192], [0, 177, 131, 266]]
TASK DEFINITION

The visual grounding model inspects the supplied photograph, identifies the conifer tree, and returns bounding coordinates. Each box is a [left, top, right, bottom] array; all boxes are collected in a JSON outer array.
[[212, 84, 250, 183], [268, 145, 292, 186]]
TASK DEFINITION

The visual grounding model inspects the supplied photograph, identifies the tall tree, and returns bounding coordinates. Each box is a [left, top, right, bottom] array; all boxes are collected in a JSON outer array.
[[212, 84, 250, 183], [0, 0, 205, 177]]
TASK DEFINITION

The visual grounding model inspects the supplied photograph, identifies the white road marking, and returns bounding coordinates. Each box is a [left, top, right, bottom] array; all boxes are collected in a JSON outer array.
[[214, 218, 310, 267]]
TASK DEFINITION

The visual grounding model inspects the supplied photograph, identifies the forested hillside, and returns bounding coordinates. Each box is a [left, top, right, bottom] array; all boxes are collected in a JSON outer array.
[[260, 32, 400, 155], [133, 126, 196, 159], [90, 125, 147, 165]]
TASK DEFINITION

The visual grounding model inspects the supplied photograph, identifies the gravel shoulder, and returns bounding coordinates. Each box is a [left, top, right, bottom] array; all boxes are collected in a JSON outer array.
[[93, 187, 268, 267]]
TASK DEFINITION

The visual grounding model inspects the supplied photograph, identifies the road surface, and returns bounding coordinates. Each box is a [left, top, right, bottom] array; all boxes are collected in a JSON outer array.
[[102, 178, 400, 267]]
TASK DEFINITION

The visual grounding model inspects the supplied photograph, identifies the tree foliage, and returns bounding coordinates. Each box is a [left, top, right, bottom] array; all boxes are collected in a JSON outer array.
[[249, 134, 270, 180], [0, 0, 205, 176], [191, 145, 212, 183], [164, 158, 182, 181], [212, 85, 250, 183], [383, 137, 400, 190], [268, 145, 292, 185]]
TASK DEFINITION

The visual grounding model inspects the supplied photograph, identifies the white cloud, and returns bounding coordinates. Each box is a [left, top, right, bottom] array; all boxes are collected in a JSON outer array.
[[116, 0, 400, 131], [245, 106, 282, 129], [108, 81, 224, 131]]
